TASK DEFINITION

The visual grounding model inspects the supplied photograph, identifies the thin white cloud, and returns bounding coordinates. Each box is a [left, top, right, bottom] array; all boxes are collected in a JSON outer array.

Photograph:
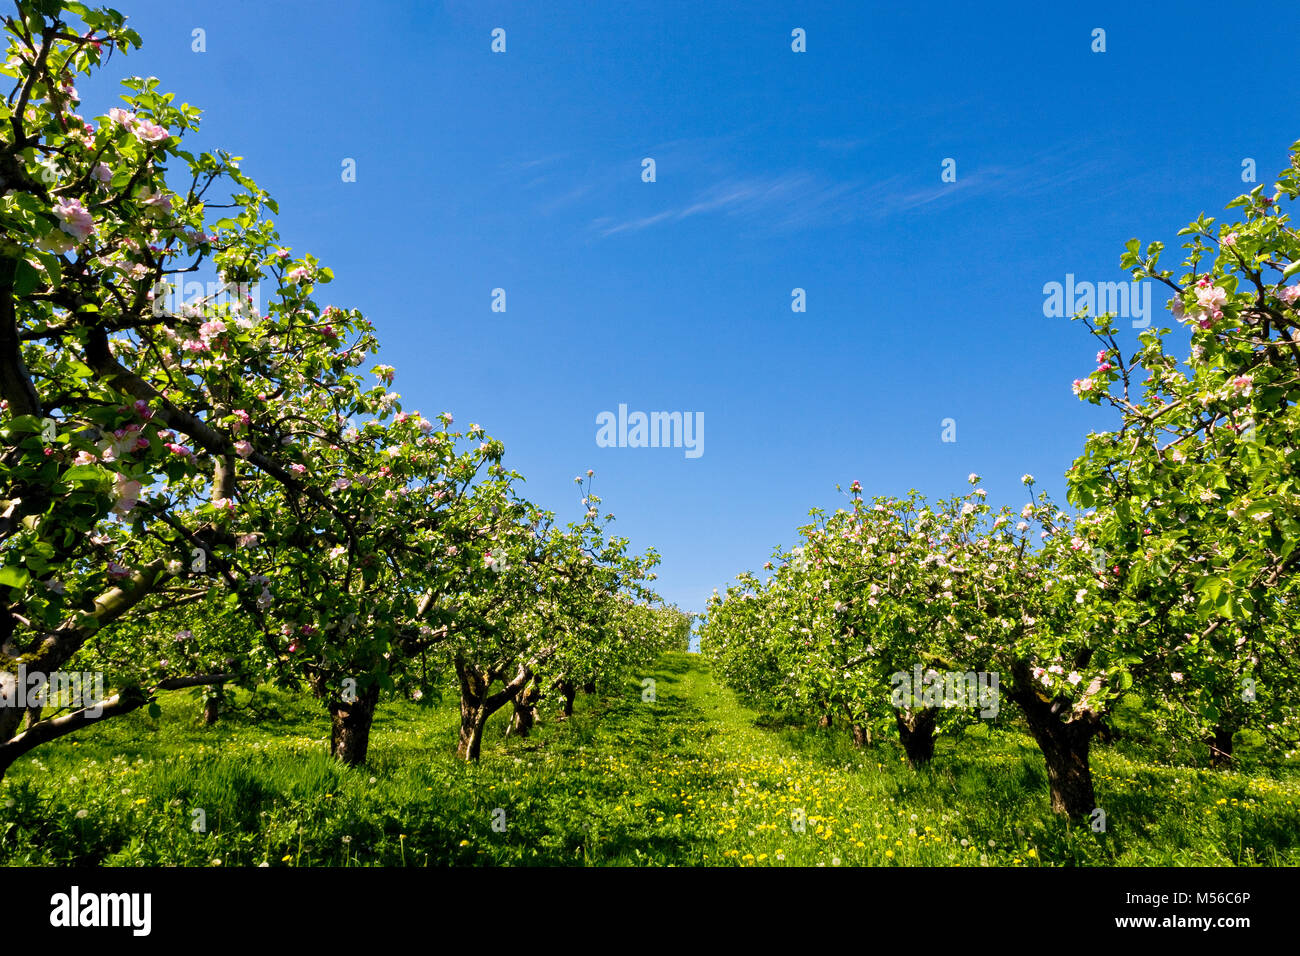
[[591, 146, 1120, 237]]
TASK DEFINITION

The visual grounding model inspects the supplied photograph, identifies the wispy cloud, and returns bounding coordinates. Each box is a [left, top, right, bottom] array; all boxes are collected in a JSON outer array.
[[502, 153, 570, 172], [590, 144, 1123, 238]]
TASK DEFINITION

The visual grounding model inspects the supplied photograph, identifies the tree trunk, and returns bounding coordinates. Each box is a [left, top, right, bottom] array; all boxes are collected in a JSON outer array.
[[1008, 664, 1100, 818], [507, 681, 539, 738], [1032, 719, 1096, 817], [458, 699, 488, 760], [582, 680, 596, 695], [817, 711, 833, 729], [559, 680, 576, 719], [844, 703, 870, 747], [0, 665, 26, 744], [456, 661, 532, 760], [456, 661, 489, 760], [895, 709, 937, 766], [328, 684, 379, 766], [201, 685, 222, 725], [1207, 725, 1235, 768]]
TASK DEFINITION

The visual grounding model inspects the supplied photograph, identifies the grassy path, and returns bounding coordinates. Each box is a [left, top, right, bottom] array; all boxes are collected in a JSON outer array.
[[2, 652, 1297, 865]]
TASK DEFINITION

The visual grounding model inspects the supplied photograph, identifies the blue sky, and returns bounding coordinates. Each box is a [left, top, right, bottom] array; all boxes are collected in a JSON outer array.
[[79, 0, 1300, 615]]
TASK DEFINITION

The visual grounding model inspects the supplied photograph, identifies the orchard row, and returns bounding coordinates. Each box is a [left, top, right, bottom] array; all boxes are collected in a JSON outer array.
[[701, 142, 1300, 817], [0, 1, 689, 780]]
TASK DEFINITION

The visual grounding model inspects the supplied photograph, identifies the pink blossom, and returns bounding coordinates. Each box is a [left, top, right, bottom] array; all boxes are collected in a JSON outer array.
[[133, 120, 170, 143], [1277, 284, 1300, 305], [165, 442, 192, 457], [92, 162, 112, 184], [1194, 284, 1228, 312], [289, 463, 307, 475], [199, 319, 226, 341], [139, 187, 172, 214], [234, 440, 253, 458], [107, 107, 136, 128], [52, 197, 94, 242], [112, 475, 141, 515]]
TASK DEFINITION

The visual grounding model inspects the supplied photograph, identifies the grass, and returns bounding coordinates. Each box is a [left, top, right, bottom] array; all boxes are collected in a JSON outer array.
[[1, 652, 1297, 866]]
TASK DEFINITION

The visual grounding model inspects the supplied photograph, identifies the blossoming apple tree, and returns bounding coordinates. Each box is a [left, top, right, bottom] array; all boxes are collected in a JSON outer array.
[[1066, 142, 1300, 765]]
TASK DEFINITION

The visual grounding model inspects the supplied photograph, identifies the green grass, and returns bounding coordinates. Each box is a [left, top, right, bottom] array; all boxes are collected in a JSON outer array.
[[2, 652, 1297, 866]]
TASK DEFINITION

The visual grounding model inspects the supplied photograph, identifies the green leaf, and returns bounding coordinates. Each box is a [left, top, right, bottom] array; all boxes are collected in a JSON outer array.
[[13, 258, 39, 296], [61, 464, 108, 484], [0, 566, 31, 589]]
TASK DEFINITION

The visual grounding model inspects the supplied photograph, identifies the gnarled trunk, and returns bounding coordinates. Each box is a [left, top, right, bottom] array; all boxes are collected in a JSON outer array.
[[895, 709, 937, 767], [1008, 663, 1100, 818], [507, 680, 539, 738], [1032, 718, 1096, 817], [456, 660, 529, 760], [329, 683, 379, 766]]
